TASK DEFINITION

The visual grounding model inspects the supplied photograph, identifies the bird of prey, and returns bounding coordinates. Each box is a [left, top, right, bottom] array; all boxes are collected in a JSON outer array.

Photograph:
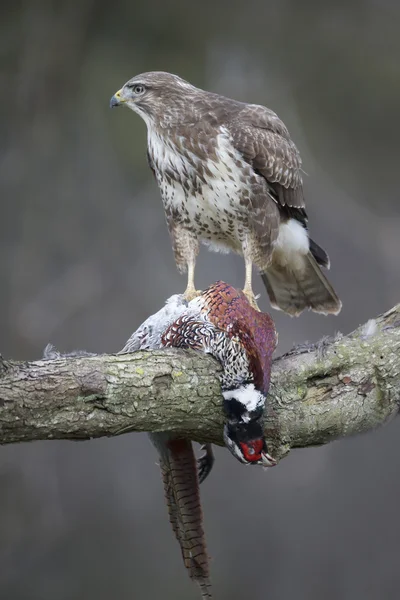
[[110, 72, 341, 316]]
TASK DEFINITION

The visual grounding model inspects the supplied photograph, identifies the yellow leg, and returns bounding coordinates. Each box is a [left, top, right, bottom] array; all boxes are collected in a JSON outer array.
[[183, 259, 201, 301], [242, 259, 261, 311]]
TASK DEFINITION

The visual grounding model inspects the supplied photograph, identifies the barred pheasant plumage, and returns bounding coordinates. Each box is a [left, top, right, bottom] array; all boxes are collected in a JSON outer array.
[[121, 281, 277, 598], [44, 282, 278, 599]]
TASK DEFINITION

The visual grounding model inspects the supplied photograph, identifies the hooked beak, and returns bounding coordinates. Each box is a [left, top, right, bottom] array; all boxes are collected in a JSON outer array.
[[110, 89, 126, 108]]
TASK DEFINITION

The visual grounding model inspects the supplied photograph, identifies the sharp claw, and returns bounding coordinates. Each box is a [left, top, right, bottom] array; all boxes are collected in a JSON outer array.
[[197, 443, 215, 484]]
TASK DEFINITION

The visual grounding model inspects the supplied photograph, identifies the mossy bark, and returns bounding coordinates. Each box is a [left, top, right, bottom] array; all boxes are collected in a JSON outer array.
[[0, 305, 399, 462]]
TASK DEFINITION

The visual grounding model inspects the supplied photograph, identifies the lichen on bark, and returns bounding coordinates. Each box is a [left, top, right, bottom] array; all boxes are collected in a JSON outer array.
[[0, 305, 399, 462]]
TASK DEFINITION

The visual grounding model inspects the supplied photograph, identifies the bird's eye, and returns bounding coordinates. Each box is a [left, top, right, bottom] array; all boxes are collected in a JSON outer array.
[[132, 84, 145, 95], [239, 440, 263, 463]]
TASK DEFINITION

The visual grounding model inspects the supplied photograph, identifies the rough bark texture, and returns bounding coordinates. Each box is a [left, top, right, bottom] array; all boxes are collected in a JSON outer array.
[[0, 304, 399, 462]]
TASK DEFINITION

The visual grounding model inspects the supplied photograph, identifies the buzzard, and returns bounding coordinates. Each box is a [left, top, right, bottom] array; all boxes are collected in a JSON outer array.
[[110, 72, 341, 316]]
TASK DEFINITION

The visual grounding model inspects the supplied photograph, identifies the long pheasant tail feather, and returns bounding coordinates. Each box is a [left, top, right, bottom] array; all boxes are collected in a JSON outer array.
[[160, 438, 212, 599]]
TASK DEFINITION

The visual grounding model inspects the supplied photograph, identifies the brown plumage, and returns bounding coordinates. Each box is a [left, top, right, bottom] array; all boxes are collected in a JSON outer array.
[[159, 438, 211, 599], [111, 72, 341, 316]]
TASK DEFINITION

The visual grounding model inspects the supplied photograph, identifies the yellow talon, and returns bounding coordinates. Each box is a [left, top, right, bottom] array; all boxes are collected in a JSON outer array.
[[184, 287, 202, 302], [242, 289, 261, 311]]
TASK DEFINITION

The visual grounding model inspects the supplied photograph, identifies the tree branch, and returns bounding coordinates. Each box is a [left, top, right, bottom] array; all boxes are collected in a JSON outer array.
[[0, 305, 399, 461]]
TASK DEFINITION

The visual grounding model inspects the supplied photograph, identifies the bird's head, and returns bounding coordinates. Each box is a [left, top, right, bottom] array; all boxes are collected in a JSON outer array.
[[223, 421, 276, 467], [110, 71, 196, 127], [222, 384, 276, 467]]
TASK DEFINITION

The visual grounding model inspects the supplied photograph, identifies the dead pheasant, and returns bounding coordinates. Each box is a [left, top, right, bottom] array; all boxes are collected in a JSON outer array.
[[121, 281, 278, 598]]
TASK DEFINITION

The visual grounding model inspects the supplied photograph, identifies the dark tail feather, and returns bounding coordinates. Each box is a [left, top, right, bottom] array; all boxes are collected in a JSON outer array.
[[309, 238, 330, 268], [261, 245, 341, 317], [154, 436, 212, 599]]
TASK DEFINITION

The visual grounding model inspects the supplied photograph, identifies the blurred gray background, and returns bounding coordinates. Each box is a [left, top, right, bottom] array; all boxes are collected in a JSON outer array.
[[1, 1, 399, 598]]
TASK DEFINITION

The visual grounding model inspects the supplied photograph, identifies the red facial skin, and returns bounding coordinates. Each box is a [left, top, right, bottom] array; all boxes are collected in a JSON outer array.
[[239, 439, 264, 463]]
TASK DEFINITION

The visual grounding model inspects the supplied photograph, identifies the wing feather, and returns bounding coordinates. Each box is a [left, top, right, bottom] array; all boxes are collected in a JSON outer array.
[[228, 104, 305, 210]]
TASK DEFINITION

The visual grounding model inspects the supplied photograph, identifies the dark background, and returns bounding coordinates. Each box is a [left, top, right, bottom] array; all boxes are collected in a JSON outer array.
[[1, 1, 399, 598]]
